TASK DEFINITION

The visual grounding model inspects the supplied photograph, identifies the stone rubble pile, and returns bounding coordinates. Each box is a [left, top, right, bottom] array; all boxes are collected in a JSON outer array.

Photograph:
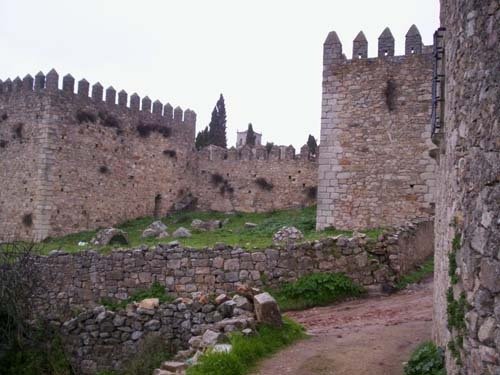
[[142, 221, 169, 239], [272, 226, 304, 245], [90, 228, 129, 246], [59, 283, 281, 374], [190, 219, 223, 231]]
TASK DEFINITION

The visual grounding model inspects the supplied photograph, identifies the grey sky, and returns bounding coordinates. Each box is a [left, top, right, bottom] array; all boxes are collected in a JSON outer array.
[[1, 0, 439, 148]]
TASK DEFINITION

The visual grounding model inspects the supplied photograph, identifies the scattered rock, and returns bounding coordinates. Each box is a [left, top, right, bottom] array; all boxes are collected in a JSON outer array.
[[161, 361, 187, 372], [215, 294, 230, 305], [242, 328, 253, 336], [272, 226, 304, 245], [213, 344, 232, 353], [191, 219, 222, 231], [173, 227, 192, 238], [137, 298, 159, 310], [91, 228, 129, 246], [253, 292, 283, 327], [201, 329, 222, 347], [245, 222, 258, 228], [233, 295, 253, 311], [218, 300, 236, 318], [142, 221, 168, 238]]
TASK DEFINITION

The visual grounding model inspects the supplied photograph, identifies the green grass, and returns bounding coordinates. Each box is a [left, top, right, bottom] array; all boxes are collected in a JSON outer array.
[[186, 317, 305, 375], [395, 258, 434, 290], [100, 281, 173, 311], [404, 341, 445, 375], [37, 206, 385, 254], [270, 272, 365, 311]]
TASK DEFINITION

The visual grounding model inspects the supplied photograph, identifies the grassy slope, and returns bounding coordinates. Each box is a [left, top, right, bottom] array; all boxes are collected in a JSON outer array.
[[39, 206, 384, 254]]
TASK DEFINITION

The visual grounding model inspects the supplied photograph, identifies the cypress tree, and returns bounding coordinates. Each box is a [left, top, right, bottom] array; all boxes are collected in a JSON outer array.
[[215, 94, 227, 148], [307, 134, 318, 155], [195, 126, 210, 150], [246, 123, 256, 147]]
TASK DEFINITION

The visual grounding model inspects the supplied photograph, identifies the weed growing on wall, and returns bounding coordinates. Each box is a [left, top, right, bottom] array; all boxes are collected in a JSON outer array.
[[97, 111, 120, 129], [22, 213, 33, 227], [384, 79, 397, 111], [0, 139, 8, 148], [163, 149, 177, 158], [0, 113, 8, 122], [13, 123, 23, 139], [136, 122, 171, 138], [75, 109, 97, 124], [255, 177, 273, 191]]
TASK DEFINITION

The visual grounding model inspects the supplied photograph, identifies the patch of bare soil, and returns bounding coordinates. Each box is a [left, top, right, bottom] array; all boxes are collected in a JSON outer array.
[[254, 278, 433, 375]]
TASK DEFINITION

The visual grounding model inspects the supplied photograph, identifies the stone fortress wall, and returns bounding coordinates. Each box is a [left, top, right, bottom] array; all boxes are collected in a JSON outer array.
[[195, 144, 317, 212], [432, 1, 500, 374], [0, 70, 197, 242], [316, 26, 437, 230]]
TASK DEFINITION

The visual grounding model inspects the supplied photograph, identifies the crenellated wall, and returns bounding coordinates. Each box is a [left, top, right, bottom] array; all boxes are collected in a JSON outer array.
[[0, 70, 197, 241], [316, 26, 437, 230], [195, 145, 318, 212]]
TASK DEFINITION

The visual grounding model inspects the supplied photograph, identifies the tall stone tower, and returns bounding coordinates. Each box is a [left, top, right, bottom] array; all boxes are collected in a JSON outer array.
[[316, 26, 437, 230]]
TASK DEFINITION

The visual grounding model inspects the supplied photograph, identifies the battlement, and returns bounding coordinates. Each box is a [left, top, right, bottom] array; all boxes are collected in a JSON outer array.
[[198, 144, 317, 162], [0, 69, 196, 127], [324, 25, 430, 65]]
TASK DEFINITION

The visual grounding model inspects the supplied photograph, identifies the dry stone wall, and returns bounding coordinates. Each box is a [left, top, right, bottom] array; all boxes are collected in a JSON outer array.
[[433, 1, 499, 374], [317, 28, 437, 230], [0, 71, 197, 241], [32, 219, 433, 317], [196, 145, 317, 212]]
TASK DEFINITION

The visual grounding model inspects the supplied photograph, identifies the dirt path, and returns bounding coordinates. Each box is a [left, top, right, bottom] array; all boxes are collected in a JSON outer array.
[[254, 278, 433, 375]]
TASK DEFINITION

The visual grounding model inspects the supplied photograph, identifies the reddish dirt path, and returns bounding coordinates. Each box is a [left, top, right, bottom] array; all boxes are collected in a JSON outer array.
[[254, 278, 433, 375]]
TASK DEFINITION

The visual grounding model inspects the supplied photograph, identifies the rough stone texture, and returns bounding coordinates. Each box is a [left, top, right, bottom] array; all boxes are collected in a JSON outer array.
[[272, 226, 304, 245], [196, 145, 317, 212], [91, 228, 129, 246], [142, 221, 168, 238], [253, 292, 282, 327], [0, 78, 196, 242], [317, 29, 436, 230], [30, 219, 433, 316], [59, 297, 255, 374], [433, 2, 500, 374]]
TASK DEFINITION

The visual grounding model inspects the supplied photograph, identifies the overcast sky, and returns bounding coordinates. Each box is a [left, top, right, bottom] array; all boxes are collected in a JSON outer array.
[[1, 0, 439, 148]]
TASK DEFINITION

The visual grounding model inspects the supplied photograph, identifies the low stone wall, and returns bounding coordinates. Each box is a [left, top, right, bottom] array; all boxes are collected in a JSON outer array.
[[60, 295, 257, 374], [33, 219, 433, 318]]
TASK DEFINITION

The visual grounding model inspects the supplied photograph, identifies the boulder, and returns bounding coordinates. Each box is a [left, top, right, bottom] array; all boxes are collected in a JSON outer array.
[[272, 226, 304, 245], [173, 227, 192, 238], [142, 221, 168, 238], [137, 298, 159, 310], [201, 329, 222, 347], [161, 361, 187, 372], [253, 292, 282, 327], [191, 219, 222, 231], [91, 228, 129, 246]]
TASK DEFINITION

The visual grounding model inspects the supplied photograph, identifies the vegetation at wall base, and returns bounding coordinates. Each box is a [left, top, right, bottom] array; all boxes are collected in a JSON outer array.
[[403, 341, 445, 375], [271, 272, 365, 311], [96, 335, 172, 375], [186, 317, 305, 375], [395, 258, 434, 290]]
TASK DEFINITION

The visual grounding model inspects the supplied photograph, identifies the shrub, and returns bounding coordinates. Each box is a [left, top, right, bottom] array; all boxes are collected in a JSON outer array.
[[163, 149, 177, 158], [272, 272, 365, 311], [22, 213, 33, 227], [76, 109, 97, 124], [404, 342, 445, 375], [187, 317, 305, 375], [255, 177, 273, 191]]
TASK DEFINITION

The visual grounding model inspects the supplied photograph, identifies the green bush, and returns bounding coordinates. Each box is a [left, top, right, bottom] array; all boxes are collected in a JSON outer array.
[[273, 272, 365, 311], [404, 342, 445, 375], [187, 317, 305, 375]]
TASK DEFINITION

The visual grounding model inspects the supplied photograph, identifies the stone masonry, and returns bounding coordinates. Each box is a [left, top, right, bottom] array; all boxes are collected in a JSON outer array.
[[32, 219, 433, 318], [0, 71, 196, 241], [432, 1, 499, 374], [316, 27, 437, 230]]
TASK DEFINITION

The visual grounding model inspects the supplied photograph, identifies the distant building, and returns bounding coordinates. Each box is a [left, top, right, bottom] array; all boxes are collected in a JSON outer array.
[[236, 129, 262, 148]]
